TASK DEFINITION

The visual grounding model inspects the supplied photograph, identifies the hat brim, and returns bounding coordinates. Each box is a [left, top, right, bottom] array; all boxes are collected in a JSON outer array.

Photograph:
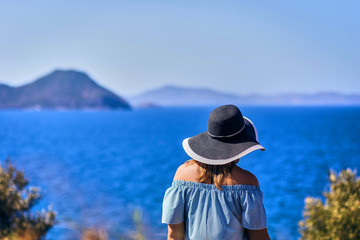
[[182, 117, 265, 165]]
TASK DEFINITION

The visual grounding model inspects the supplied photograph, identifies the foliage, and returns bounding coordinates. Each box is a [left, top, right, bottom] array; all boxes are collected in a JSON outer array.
[[131, 209, 145, 240], [80, 209, 146, 240], [81, 228, 108, 240], [0, 158, 56, 239], [299, 169, 360, 240]]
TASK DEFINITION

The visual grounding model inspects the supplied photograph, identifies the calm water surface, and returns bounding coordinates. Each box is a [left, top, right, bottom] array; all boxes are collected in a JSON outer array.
[[1, 107, 359, 240]]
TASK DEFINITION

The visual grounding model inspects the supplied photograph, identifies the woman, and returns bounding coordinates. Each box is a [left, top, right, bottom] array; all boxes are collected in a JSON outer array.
[[162, 105, 270, 240]]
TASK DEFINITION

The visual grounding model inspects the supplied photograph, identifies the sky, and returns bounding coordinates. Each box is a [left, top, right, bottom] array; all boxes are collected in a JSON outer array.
[[0, 0, 359, 97]]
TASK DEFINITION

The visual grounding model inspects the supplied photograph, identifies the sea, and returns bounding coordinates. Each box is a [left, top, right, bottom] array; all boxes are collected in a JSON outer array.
[[0, 106, 359, 240]]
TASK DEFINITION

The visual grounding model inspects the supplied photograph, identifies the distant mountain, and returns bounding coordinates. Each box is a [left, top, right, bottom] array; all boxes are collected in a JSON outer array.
[[0, 70, 131, 110], [130, 85, 243, 106], [130, 85, 360, 106]]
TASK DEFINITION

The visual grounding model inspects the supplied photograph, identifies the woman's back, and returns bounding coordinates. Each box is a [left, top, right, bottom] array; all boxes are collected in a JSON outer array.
[[162, 162, 267, 240]]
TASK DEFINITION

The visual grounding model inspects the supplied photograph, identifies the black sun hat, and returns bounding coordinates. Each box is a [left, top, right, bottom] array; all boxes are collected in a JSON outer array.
[[182, 104, 265, 165]]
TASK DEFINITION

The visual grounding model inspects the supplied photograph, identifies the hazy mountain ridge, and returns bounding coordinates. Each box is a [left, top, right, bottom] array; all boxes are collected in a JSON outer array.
[[1, 71, 359, 109], [0, 70, 131, 110], [130, 85, 241, 106], [130, 85, 360, 106]]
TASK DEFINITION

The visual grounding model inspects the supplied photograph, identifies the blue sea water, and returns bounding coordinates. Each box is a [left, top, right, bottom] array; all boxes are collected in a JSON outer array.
[[0, 107, 359, 240]]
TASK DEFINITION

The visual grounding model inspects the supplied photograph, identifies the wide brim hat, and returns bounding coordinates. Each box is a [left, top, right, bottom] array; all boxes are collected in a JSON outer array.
[[182, 104, 265, 165]]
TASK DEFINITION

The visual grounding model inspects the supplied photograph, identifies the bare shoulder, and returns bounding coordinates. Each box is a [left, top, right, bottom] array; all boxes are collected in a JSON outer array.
[[173, 161, 260, 185], [230, 166, 259, 186], [173, 160, 198, 181]]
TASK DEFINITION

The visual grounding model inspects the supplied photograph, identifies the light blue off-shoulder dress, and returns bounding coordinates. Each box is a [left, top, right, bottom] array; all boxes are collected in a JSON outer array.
[[162, 180, 267, 240]]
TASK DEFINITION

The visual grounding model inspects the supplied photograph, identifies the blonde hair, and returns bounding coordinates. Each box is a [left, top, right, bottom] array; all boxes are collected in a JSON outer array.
[[187, 159, 239, 190]]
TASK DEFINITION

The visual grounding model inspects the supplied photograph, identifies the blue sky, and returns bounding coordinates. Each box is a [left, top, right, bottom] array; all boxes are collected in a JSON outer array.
[[0, 0, 359, 96]]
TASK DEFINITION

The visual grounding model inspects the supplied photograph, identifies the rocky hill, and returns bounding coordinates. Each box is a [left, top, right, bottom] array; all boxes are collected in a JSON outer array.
[[0, 70, 131, 110]]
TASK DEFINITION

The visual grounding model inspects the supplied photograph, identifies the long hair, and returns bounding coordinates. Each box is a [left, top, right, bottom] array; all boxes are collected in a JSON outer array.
[[187, 159, 238, 190]]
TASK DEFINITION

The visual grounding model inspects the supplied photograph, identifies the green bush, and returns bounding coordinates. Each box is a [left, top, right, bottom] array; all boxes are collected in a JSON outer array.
[[0, 158, 56, 239], [299, 169, 360, 240]]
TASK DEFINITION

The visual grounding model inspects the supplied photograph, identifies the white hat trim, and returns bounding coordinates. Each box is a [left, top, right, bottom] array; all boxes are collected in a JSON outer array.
[[243, 116, 259, 141], [182, 137, 265, 165]]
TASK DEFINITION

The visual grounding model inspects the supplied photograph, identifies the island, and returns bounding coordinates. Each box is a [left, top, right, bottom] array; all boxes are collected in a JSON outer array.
[[0, 70, 131, 110]]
